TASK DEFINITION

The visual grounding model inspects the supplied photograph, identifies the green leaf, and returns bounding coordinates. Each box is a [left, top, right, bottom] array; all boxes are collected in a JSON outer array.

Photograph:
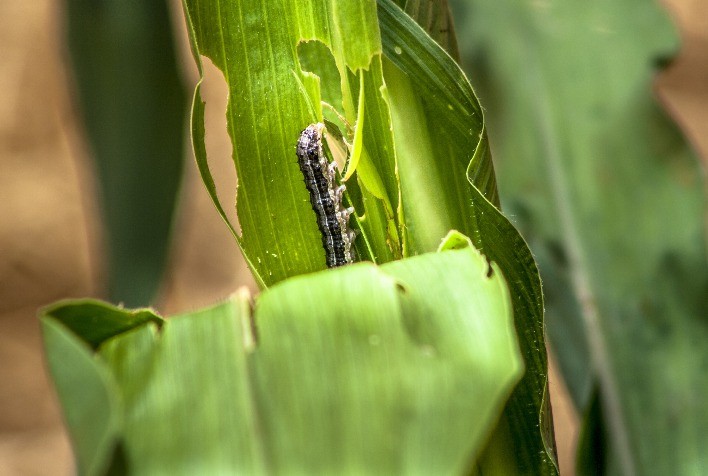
[[182, 0, 555, 471], [378, 2, 558, 473], [394, 0, 461, 61], [575, 388, 607, 476], [44, 245, 523, 473], [42, 299, 163, 350], [65, 0, 187, 306], [343, 72, 366, 181], [99, 297, 266, 474], [454, 0, 708, 473], [183, 0, 402, 284], [254, 246, 522, 473], [41, 317, 122, 476], [379, 8, 494, 254]]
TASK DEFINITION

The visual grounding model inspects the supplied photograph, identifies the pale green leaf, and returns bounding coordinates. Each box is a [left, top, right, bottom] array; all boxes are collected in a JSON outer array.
[[43, 246, 523, 474], [41, 318, 122, 476], [343, 71, 366, 181]]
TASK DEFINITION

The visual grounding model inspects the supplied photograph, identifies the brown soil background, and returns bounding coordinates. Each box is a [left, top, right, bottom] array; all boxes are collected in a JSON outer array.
[[0, 1, 705, 474]]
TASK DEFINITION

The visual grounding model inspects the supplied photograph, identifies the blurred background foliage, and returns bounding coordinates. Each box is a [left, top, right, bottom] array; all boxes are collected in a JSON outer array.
[[450, 0, 707, 473], [0, 0, 706, 474], [65, 0, 187, 307]]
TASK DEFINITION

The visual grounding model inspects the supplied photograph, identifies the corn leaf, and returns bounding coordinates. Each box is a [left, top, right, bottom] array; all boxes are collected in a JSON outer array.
[[183, 0, 402, 285], [454, 0, 708, 473], [65, 0, 187, 306], [378, 1, 558, 472], [42, 245, 523, 474], [41, 318, 122, 476], [182, 0, 557, 471]]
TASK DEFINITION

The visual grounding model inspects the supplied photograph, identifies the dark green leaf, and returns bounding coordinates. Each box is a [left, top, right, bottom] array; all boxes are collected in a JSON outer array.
[[66, 0, 187, 305], [42, 299, 163, 350], [576, 387, 607, 476]]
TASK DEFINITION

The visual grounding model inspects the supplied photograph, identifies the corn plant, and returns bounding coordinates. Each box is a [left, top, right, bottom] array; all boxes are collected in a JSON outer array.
[[42, 1, 559, 474]]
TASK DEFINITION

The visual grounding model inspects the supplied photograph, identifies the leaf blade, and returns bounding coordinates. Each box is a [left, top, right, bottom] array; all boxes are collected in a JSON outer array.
[[454, 0, 708, 473], [41, 317, 122, 476], [66, 0, 187, 305], [378, 1, 558, 472], [183, 0, 401, 283], [43, 245, 523, 474]]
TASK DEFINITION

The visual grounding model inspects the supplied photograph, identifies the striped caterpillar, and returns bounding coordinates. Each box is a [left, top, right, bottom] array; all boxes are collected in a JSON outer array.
[[296, 123, 356, 267]]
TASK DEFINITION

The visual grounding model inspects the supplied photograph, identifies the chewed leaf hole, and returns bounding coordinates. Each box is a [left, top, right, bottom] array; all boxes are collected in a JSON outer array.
[[199, 55, 239, 231], [296, 40, 347, 132], [485, 257, 495, 278]]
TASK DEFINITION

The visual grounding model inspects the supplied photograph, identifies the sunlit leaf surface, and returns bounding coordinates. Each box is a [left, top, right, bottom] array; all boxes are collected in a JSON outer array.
[[183, 0, 401, 284], [182, 0, 557, 471], [43, 246, 522, 474], [379, 2, 558, 472]]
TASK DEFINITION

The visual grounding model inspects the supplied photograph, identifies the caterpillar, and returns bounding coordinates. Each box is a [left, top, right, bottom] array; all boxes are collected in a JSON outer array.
[[296, 123, 356, 268]]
